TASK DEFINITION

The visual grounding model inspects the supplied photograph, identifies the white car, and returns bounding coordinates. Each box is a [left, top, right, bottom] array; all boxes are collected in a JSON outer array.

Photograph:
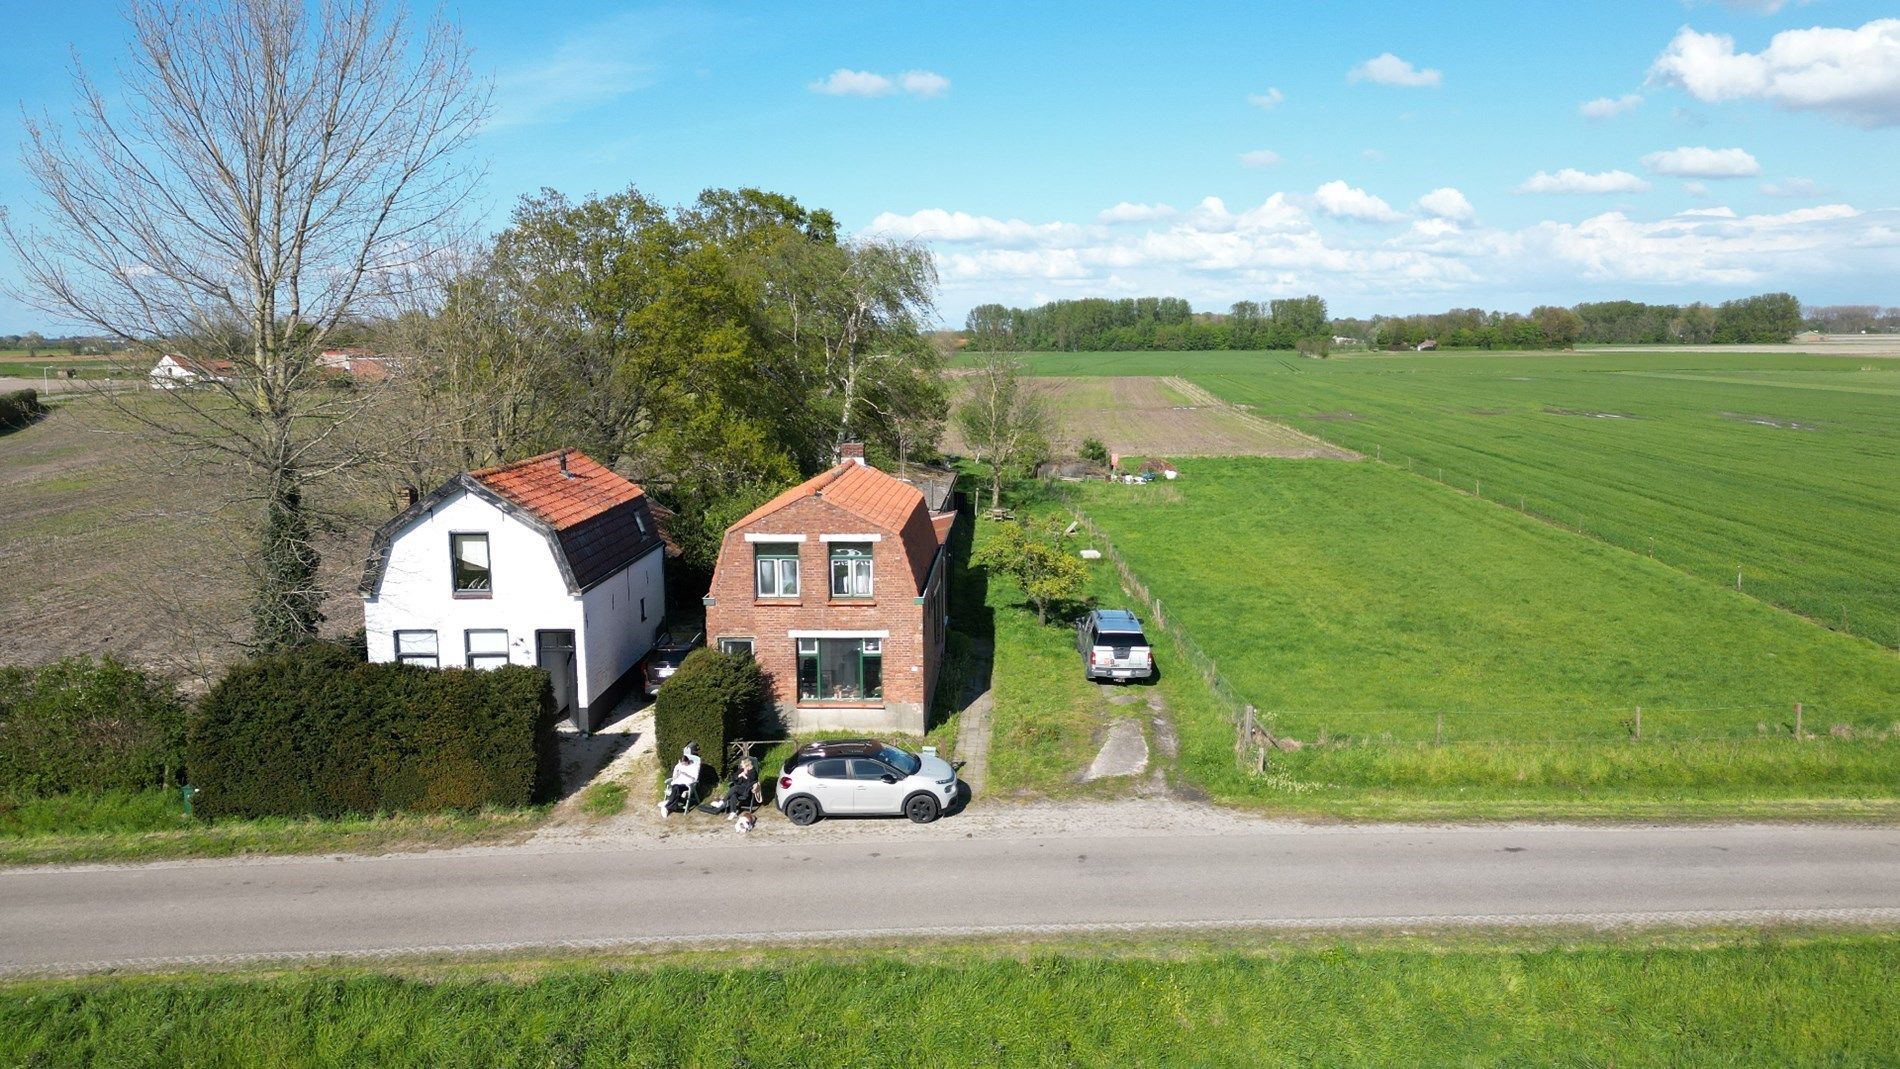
[[775, 739, 959, 825]]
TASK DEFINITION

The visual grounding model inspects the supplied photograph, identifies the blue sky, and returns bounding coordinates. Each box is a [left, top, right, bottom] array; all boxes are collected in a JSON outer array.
[[4, 0, 1898, 328]]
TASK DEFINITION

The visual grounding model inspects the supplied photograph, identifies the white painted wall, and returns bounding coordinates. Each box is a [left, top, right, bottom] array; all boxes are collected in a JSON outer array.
[[579, 547, 666, 703], [363, 489, 580, 675]]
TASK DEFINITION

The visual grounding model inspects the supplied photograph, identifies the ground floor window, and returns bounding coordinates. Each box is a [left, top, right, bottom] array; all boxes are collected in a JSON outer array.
[[395, 630, 438, 667], [465, 629, 509, 670], [718, 637, 754, 658], [796, 637, 882, 703]]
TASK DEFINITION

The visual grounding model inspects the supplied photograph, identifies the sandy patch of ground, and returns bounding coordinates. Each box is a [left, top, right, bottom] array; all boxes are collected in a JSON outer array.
[[945, 375, 1358, 460], [1596, 335, 1900, 358]]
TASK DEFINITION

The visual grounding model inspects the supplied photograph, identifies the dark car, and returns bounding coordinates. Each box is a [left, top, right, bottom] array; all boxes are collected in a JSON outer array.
[[643, 628, 705, 696]]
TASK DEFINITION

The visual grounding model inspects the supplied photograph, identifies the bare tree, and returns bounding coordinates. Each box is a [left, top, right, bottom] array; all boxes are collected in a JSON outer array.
[[3, 0, 489, 648], [954, 354, 1053, 509]]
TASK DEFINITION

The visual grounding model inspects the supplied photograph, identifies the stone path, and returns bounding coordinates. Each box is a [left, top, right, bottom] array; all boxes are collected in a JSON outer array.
[[952, 638, 995, 795], [1084, 718, 1149, 780]]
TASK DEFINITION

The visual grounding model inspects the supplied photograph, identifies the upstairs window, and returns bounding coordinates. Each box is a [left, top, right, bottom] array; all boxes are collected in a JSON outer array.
[[755, 544, 800, 598], [450, 532, 491, 595], [829, 543, 874, 599]]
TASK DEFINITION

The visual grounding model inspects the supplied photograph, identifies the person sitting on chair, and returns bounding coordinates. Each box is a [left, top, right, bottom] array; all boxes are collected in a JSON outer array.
[[713, 758, 760, 821], [658, 743, 702, 816]]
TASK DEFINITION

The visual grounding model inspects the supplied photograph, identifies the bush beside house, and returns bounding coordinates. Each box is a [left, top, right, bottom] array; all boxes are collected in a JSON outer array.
[[654, 648, 769, 781], [0, 389, 47, 433], [0, 657, 186, 797], [187, 643, 559, 819]]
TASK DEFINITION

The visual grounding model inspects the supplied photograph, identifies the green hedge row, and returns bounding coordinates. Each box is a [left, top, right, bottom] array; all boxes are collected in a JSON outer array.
[[0, 389, 46, 433], [187, 643, 559, 819], [0, 657, 186, 797], [654, 648, 769, 782]]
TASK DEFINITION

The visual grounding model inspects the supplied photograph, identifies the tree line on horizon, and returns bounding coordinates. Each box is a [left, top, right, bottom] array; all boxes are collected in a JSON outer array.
[[963, 292, 1812, 352]]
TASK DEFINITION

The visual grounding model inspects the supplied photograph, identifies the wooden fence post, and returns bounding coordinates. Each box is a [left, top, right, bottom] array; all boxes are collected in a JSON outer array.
[[1633, 706, 1641, 741], [1795, 702, 1803, 739], [1435, 711, 1443, 746]]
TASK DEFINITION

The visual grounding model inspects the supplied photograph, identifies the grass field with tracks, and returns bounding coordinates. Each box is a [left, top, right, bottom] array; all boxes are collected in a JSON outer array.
[[5, 931, 1894, 1067], [990, 349, 1900, 648]]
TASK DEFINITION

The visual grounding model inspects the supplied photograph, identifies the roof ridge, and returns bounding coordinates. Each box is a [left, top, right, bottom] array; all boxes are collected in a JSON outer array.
[[468, 448, 572, 480]]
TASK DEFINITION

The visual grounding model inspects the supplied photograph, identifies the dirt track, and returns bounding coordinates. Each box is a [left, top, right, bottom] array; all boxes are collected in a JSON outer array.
[[945, 376, 1358, 460]]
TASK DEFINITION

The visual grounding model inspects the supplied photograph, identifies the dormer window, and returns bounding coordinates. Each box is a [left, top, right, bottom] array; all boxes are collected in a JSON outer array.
[[451, 532, 491, 595], [829, 543, 873, 598]]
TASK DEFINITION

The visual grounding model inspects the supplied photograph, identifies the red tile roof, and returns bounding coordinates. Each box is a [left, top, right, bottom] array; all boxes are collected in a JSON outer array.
[[471, 449, 645, 531], [731, 461, 943, 591]]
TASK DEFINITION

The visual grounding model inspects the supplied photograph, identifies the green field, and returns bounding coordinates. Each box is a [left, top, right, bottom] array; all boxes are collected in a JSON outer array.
[[991, 349, 1900, 648], [1063, 458, 1900, 814], [4, 931, 1894, 1066]]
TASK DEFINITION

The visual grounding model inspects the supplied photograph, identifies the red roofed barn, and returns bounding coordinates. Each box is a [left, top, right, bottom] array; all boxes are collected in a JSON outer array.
[[705, 443, 956, 734], [360, 449, 668, 730]]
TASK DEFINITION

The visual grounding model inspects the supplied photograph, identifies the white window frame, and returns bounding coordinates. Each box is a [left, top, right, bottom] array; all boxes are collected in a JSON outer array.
[[718, 637, 755, 658], [450, 531, 492, 597], [395, 630, 439, 668], [829, 542, 874, 599], [754, 544, 800, 598], [465, 629, 509, 670]]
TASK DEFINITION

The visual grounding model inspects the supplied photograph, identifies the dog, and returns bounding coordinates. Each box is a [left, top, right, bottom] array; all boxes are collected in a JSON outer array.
[[734, 811, 756, 834]]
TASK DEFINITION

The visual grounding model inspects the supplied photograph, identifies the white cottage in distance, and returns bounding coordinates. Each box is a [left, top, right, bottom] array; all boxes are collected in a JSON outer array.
[[360, 449, 668, 731]]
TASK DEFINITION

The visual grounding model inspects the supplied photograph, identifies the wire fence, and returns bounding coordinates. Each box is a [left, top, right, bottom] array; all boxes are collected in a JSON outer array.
[[1070, 507, 1898, 775], [1361, 440, 1900, 653]]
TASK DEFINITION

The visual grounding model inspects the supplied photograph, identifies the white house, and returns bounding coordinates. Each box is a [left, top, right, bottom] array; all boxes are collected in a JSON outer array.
[[360, 449, 668, 732], [148, 353, 234, 389]]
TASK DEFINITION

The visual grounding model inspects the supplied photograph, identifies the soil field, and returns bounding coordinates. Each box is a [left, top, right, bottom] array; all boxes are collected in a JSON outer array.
[[944, 375, 1356, 459]]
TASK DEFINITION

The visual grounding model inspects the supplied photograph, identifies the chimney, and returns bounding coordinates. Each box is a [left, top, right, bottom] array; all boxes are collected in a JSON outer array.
[[559, 451, 574, 479], [839, 441, 866, 467]]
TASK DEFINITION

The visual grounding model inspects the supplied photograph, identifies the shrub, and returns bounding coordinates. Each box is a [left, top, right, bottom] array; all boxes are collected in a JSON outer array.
[[1079, 437, 1109, 467], [187, 643, 558, 819], [0, 389, 46, 433], [0, 657, 186, 797], [654, 648, 769, 781]]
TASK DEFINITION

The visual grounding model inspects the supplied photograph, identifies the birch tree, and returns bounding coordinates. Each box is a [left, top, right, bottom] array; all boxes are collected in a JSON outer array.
[[3, 0, 488, 648], [954, 354, 1052, 509]]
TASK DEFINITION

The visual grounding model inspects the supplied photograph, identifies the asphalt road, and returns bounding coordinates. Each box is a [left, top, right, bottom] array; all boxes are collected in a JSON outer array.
[[4, 822, 1899, 974]]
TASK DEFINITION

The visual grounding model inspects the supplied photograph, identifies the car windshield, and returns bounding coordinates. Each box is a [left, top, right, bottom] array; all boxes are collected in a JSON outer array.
[[1100, 630, 1148, 646], [878, 745, 921, 776]]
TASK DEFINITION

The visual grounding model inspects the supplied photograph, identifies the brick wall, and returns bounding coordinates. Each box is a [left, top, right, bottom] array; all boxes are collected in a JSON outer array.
[[705, 496, 942, 733]]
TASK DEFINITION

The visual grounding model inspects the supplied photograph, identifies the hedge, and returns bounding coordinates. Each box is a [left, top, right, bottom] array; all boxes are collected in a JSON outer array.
[[654, 648, 769, 782], [0, 657, 186, 797], [0, 389, 46, 433], [187, 643, 559, 819]]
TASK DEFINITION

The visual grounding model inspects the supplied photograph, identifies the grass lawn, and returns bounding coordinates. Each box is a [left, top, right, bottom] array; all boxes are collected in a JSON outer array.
[[1065, 458, 1900, 817], [983, 348, 1900, 649], [3, 929, 1895, 1066], [0, 790, 544, 866]]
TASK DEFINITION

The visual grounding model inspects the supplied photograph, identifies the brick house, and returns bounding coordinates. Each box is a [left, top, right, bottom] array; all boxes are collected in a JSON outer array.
[[704, 444, 955, 734]]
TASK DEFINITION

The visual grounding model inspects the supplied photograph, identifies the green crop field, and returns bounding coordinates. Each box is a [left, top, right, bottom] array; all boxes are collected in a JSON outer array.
[[4, 931, 1895, 1066], [1065, 458, 1900, 814], [982, 348, 1900, 649]]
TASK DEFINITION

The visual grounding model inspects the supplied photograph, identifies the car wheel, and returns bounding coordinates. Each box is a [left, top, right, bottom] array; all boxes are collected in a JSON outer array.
[[785, 795, 821, 826], [904, 793, 940, 824]]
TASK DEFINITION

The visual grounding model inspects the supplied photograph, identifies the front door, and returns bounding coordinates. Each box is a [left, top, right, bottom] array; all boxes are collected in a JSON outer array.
[[536, 630, 578, 725]]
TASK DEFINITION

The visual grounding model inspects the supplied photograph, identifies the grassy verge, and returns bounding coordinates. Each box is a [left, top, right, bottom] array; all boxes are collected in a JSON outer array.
[[3, 929, 1895, 1066], [0, 790, 545, 866], [974, 518, 1110, 794]]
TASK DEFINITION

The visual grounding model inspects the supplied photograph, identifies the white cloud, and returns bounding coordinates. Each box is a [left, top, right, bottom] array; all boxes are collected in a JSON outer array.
[[809, 68, 950, 98], [1098, 202, 1177, 224], [1247, 88, 1285, 109], [1415, 187, 1476, 223], [1516, 169, 1652, 194], [1361, 148, 1386, 163], [1649, 19, 1900, 127], [1761, 177, 1823, 197], [1313, 180, 1404, 222], [1580, 93, 1643, 119], [1642, 145, 1761, 178], [1239, 149, 1284, 168], [863, 209, 1080, 246], [1349, 52, 1443, 88], [899, 70, 951, 98], [1684, 181, 1711, 197]]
